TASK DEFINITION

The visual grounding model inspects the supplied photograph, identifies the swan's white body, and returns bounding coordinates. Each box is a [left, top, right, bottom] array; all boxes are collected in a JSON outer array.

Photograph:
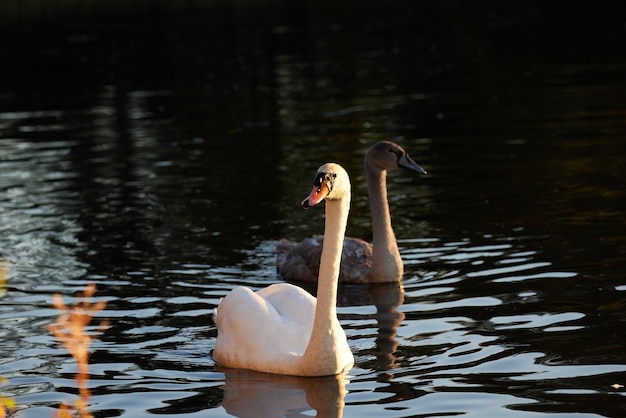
[[213, 163, 354, 376], [277, 141, 426, 283]]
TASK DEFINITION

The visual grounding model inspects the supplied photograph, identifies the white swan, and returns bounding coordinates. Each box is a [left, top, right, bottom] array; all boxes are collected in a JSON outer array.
[[213, 163, 354, 376], [277, 141, 426, 283]]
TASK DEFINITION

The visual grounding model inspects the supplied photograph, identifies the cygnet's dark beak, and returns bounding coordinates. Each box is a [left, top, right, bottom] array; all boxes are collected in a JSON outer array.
[[398, 152, 427, 175]]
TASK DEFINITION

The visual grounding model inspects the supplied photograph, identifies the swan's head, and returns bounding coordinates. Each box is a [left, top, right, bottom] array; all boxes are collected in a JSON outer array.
[[301, 163, 350, 209], [366, 141, 427, 175]]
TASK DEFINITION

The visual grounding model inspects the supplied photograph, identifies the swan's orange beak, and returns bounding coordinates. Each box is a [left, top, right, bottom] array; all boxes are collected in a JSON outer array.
[[301, 182, 330, 209]]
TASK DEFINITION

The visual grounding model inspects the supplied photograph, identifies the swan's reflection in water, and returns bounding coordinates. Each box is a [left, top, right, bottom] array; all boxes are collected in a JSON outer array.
[[218, 367, 348, 418]]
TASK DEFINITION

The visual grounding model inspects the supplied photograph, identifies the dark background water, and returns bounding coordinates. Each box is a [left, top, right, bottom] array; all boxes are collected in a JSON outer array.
[[1, 1, 626, 417]]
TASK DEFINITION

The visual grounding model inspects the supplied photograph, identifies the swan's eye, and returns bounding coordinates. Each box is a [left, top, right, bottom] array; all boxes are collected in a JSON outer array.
[[313, 172, 325, 187]]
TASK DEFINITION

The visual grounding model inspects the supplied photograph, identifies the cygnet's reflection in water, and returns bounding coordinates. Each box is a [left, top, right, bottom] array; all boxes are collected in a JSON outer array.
[[218, 367, 348, 418], [354, 281, 429, 404], [344, 280, 425, 404], [367, 281, 405, 376]]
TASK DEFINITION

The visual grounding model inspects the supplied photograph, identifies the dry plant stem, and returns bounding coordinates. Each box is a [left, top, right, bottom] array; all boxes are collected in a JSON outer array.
[[0, 376, 16, 418], [0, 261, 14, 418], [48, 283, 109, 418]]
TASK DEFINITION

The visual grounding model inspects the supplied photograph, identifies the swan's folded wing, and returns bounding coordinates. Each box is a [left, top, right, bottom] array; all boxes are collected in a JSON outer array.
[[213, 284, 315, 369], [257, 282, 316, 328]]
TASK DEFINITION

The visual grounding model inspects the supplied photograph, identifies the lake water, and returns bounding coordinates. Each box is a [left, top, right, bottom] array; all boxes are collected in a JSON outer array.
[[1, 1, 626, 417]]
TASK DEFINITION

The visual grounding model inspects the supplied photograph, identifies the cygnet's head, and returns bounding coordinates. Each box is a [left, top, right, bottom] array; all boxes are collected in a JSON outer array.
[[366, 141, 427, 174]]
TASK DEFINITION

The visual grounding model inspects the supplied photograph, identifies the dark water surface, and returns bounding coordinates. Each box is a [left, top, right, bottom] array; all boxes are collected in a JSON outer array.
[[1, 1, 626, 417]]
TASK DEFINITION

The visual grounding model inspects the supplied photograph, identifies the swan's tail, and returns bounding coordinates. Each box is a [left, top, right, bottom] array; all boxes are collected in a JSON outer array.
[[212, 298, 223, 324]]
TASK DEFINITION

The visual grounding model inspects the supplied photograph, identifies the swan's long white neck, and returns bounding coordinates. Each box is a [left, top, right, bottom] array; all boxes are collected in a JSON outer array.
[[367, 166, 403, 282], [301, 191, 350, 371]]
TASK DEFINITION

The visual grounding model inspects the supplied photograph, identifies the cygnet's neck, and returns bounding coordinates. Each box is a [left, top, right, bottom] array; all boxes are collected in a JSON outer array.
[[366, 166, 403, 282]]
